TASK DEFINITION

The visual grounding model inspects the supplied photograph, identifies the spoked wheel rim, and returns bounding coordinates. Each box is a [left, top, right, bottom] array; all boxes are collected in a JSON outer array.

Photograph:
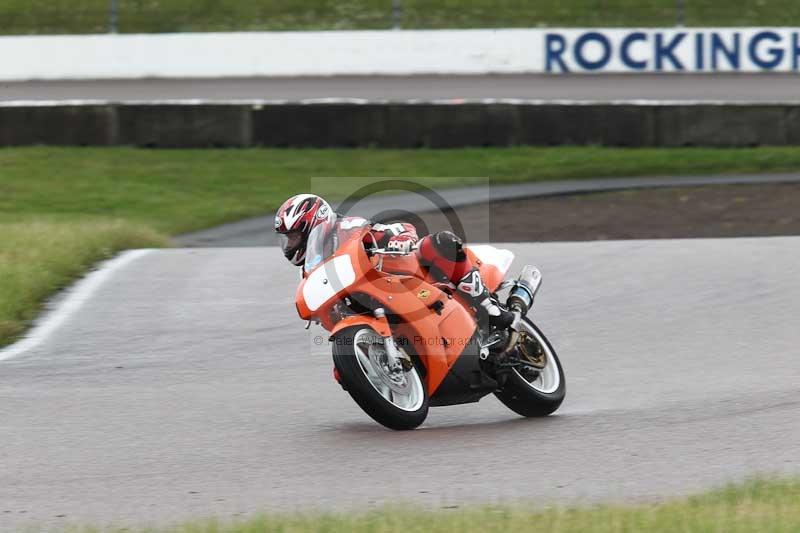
[[353, 329, 424, 412], [514, 320, 561, 394]]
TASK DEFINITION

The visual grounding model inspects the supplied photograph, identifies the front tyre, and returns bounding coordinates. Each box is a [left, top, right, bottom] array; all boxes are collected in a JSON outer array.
[[332, 327, 429, 430], [494, 319, 565, 417]]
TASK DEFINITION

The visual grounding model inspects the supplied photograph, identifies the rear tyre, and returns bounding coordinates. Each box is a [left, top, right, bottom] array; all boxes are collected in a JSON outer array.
[[332, 326, 429, 430], [494, 319, 565, 417]]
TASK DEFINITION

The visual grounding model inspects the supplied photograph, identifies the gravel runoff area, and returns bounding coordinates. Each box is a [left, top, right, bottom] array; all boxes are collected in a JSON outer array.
[[412, 183, 800, 243]]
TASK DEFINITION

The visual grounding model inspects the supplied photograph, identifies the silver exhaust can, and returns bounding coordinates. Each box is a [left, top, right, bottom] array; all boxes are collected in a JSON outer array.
[[506, 265, 542, 316]]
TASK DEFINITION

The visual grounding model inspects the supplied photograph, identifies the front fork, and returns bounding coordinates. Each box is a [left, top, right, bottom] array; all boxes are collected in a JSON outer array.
[[373, 308, 414, 372]]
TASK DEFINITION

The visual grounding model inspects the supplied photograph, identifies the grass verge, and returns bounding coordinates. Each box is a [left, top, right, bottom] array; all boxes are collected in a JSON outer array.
[[0, 220, 168, 344], [3, 0, 800, 34], [2, 145, 800, 348], [5, 146, 800, 234], [74, 478, 800, 532]]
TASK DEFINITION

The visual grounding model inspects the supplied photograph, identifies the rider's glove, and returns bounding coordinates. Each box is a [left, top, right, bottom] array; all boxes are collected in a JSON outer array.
[[386, 235, 415, 254]]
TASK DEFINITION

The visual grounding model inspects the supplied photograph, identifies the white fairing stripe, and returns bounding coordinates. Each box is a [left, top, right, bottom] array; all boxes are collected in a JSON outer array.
[[339, 217, 368, 230], [303, 254, 357, 312], [468, 245, 515, 277]]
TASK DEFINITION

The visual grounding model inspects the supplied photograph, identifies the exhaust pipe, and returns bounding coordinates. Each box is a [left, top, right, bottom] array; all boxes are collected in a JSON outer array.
[[506, 265, 542, 316]]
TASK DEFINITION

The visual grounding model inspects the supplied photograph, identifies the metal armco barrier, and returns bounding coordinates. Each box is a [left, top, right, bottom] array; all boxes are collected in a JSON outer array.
[[1, 102, 798, 148]]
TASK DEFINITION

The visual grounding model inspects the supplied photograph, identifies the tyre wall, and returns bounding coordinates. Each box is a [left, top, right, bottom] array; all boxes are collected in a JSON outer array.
[[0, 102, 795, 147]]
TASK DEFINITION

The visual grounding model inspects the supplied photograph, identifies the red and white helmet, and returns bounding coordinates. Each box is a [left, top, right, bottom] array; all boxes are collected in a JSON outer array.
[[274, 194, 333, 266]]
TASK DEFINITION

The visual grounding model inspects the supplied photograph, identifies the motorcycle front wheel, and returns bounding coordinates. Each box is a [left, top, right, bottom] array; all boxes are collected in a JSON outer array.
[[494, 318, 566, 417], [332, 326, 429, 430]]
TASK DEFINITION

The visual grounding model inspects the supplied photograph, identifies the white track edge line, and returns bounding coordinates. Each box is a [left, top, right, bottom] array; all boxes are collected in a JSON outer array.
[[0, 249, 154, 362]]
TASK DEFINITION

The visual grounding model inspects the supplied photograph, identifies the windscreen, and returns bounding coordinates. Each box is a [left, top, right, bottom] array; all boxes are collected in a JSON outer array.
[[304, 217, 369, 274], [304, 222, 336, 274]]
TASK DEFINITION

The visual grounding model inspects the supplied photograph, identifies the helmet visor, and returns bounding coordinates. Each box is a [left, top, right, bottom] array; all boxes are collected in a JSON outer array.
[[277, 230, 305, 256]]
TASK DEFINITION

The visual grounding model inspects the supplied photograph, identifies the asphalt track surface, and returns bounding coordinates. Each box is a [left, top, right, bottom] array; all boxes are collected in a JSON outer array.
[[2, 238, 800, 530], [2, 74, 800, 102]]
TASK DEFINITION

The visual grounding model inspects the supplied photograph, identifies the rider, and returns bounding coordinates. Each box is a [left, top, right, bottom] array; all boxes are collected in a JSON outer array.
[[274, 194, 514, 332]]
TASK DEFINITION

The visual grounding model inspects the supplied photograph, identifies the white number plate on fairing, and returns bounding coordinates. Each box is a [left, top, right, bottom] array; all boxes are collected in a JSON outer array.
[[303, 254, 357, 312]]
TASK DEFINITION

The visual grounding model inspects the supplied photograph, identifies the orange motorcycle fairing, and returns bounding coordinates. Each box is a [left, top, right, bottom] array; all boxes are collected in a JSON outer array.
[[296, 229, 497, 399]]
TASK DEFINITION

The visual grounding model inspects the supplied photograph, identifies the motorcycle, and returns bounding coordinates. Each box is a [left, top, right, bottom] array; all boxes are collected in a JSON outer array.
[[295, 220, 565, 430]]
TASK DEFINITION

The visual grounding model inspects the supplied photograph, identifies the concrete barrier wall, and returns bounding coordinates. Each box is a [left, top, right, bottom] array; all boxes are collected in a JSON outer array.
[[0, 30, 543, 81], [0, 102, 797, 148], [2, 28, 800, 81]]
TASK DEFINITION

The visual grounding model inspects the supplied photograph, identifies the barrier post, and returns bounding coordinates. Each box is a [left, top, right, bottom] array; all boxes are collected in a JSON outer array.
[[675, 0, 685, 26], [109, 0, 119, 33], [392, 0, 402, 29]]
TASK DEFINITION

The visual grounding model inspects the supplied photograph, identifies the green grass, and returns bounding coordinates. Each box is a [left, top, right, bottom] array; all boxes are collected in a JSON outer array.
[[68, 478, 800, 532], [5, 146, 800, 233], [1, 0, 799, 34], [0, 220, 167, 343], [2, 145, 800, 348]]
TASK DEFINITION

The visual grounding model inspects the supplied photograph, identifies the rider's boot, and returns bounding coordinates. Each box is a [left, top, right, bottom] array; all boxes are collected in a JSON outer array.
[[457, 269, 515, 333]]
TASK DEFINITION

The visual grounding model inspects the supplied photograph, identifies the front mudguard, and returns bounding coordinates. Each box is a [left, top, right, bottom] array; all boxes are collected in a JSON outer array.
[[328, 314, 392, 340]]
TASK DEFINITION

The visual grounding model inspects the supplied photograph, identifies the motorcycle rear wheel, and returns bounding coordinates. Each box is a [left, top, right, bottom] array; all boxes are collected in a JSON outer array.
[[494, 318, 566, 417], [332, 326, 429, 430]]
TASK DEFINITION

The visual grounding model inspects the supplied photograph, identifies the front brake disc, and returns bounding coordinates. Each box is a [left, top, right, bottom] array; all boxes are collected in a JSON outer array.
[[518, 332, 547, 370], [368, 344, 411, 393]]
